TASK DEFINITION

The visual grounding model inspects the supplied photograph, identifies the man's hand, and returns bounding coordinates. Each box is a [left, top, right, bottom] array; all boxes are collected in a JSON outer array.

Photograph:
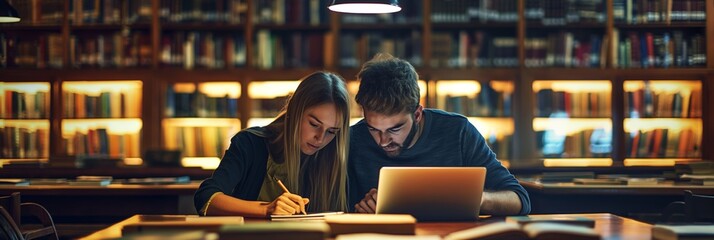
[[354, 188, 378, 213], [266, 192, 309, 215]]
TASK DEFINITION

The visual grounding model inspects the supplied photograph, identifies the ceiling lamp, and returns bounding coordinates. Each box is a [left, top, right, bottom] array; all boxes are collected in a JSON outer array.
[[328, 0, 401, 14], [0, 0, 20, 23]]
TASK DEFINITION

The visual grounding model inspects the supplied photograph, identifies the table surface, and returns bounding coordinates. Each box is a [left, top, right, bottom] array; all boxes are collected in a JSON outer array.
[[81, 213, 652, 240], [520, 180, 714, 195]]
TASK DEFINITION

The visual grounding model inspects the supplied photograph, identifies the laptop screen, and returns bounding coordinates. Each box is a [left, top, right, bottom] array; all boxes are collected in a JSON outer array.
[[376, 167, 486, 221]]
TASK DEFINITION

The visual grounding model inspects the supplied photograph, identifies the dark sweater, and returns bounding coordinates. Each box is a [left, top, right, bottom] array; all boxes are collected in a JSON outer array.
[[347, 109, 531, 215], [193, 127, 269, 214]]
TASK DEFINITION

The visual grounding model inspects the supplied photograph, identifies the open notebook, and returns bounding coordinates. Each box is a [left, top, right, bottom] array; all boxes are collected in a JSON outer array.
[[270, 211, 344, 221]]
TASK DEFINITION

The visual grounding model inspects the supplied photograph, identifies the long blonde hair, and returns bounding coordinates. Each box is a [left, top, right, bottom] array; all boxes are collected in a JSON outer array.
[[265, 72, 349, 212]]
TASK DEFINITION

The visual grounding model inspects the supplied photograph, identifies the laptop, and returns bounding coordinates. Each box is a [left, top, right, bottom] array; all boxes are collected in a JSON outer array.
[[376, 167, 486, 221]]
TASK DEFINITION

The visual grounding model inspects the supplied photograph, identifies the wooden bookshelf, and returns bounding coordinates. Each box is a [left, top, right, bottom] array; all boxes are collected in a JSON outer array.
[[0, 0, 712, 170]]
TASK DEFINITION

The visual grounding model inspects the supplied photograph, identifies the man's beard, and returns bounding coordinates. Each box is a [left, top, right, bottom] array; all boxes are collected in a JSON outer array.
[[382, 143, 403, 157], [382, 119, 419, 158]]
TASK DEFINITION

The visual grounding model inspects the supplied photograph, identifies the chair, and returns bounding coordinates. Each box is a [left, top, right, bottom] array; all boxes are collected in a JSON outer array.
[[0, 206, 24, 240], [662, 190, 714, 223], [0, 192, 58, 240]]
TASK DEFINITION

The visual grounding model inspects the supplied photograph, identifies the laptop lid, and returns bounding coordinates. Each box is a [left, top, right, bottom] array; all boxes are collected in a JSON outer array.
[[376, 167, 486, 221]]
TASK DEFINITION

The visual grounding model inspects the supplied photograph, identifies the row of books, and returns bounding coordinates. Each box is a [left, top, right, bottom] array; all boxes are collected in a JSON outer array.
[[625, 88, 702, 118], [7, 0, 63, 25], [255, 30, 327, 69], [62, 129, 141, 158], [0, 33, 63, 69], [8, 0, 151, 25], [164, 126, 232, 157], [165, 88, 239, 118], [538, 128, 612, 158], [340, 2, 421, 24], [339, 32, 422, 68], [3, 91, 50, 119], [251, 96, 289, 118], [612, 31, 707, 68], [535, 90, 611, 118], [160, 0, 247, 24], [0, 127, 49, 159], [431, 32, 517, 68], [525, 33, 605, 68], [253, 0, 328, 25], [69, 33, 153, 68], [613, 0, 706, 24], [431, 0, 518, 23], [525, 0, 605, 25], [626, 128, 699, 158], [443, 87, 512, 117], [62, 91, 142, 118], [160, 32, 247, 69]]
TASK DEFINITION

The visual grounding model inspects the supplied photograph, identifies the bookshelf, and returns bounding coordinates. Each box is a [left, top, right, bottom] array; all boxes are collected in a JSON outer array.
[[0, 0, 712, 170]]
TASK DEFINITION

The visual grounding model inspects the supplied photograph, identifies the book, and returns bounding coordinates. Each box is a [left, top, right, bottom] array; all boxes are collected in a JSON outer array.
[[122, 216, 244, 234], [69, 175, 114, 186], [573, 178, 626, 185], [124, 176, 191, 185], [506, 215, 596, 228], [219, 222, 329, 240], [120, 230, 209, 240], [0, 178, 29, 186], [652, 224, 714, 240], [270, 211, 344, 221], [442, 222, 600, 240], [325, 214, 416, 237], [336, 233, 440, 240], [28, 178, 68, 185]]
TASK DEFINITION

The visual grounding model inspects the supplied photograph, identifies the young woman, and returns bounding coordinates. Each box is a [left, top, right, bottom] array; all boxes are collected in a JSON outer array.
[[194, 72, 350, 217]]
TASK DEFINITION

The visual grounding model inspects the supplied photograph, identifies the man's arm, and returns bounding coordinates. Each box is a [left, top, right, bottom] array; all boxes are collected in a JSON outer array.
[[480, 191, 522, 215]]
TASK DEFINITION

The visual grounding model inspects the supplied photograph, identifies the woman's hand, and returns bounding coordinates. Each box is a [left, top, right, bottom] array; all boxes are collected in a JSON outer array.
[[266, 192, 310, 215]]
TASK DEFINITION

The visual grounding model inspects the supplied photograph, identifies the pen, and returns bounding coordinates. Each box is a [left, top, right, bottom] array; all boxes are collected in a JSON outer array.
[[276, 179, 306, 215]]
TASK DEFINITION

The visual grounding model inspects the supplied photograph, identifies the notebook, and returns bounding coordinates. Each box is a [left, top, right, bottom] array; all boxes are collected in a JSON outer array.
[[376, 167, 486, 221]]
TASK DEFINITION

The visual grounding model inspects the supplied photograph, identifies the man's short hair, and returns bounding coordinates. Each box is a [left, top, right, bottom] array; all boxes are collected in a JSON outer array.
[[355, 53, 420, 116]]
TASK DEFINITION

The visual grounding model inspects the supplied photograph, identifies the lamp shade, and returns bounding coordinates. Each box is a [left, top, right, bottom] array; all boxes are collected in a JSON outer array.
[[328, 0, 401, 14], [0, 0, 20, 23]]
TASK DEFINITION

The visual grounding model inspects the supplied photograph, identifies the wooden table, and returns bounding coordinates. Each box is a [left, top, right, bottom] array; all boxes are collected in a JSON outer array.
[[0, 183, 200, 238], [521, 180, 714, 221], [82, 213, 652, 240]]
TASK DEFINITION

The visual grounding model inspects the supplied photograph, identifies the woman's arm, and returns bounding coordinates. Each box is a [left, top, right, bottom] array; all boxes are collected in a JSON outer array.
[[206, 192, 309, 217]]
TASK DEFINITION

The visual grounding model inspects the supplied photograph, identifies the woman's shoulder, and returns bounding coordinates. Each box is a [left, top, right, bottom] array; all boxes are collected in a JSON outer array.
[[230, 127, 270, 144]]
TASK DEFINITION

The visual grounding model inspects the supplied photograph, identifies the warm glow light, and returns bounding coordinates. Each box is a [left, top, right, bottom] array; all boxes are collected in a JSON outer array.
[[163, 118, 241, 128], [63, 81, 142, 96], [623, 80, 701, 92], [437, 81, 481, 97], [328, 3, 401, 14], [248, 81, 301, 99], [199, 82, 241, 98], [173, 83, 196, 93], [624, 159, 677, 167], [533, 118, 612, 135], [543, 158, 612, 167], [624, 118, 702, 133], [248, 118, 276, 128], [182, 157, 220, 169], [468, 117, 514, 135], [2, 82, 50, 93], [490, 81, 514, 93], [62, 118, 143, 136], [533, 80, 611, 92], [124, 158, 143, 166], [1, 119, 49, 130]]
